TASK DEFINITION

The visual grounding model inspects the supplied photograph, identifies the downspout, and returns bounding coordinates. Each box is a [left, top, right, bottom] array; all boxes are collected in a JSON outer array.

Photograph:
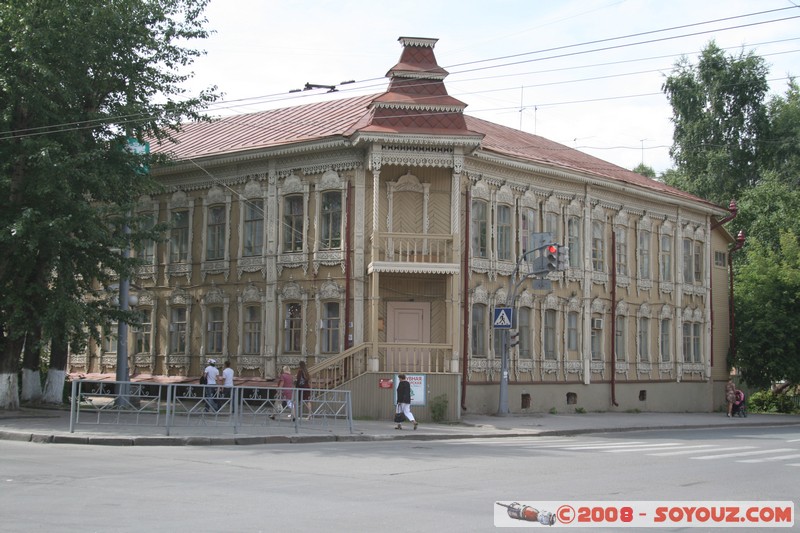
[[345, 181, 353, 349], [610, 228, 618, 407], [461, 189, 471, 411], [709, 200, 738, 367], [728, 230, 746, 367]]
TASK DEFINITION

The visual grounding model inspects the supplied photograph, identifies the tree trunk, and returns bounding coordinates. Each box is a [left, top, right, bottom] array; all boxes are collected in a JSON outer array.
[[20, 327, 43, 402], [42, 369, 66, 405], [42, 331, 68, 405], [0, 337, 23, 410]]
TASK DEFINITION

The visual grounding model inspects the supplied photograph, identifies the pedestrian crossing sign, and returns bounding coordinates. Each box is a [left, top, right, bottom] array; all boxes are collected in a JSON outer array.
[[493, 307, 513, 328]]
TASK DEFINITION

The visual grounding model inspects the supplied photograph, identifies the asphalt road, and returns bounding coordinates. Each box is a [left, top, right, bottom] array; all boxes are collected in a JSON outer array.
[[1, 426, 797, 532]]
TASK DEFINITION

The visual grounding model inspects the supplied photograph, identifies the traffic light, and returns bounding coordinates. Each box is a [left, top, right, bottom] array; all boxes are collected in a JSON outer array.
[[557, 245, 569, 271], [510, 330, 520, 348], [545, 244, 558, 272]]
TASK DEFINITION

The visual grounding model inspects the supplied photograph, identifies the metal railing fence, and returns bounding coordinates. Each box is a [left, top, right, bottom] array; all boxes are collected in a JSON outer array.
[[69, 379, 353, 436]]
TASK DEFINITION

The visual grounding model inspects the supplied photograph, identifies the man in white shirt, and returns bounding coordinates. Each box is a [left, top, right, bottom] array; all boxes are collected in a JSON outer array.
[[221, 360, 235, 412], [203, 359, 220, 411]]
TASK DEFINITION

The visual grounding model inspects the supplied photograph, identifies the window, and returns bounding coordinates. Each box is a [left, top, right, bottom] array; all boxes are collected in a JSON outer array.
[[137, 213, 156, 263], [520, 207, 536, 256], [682, 322, 691, 362], [321, 302, 340, 353], [615, 315, 626, 361], [104, 323, 118, 354], [592, 221, 605, 272], [660, 234, 672, 281], [544, 309, 556, 360], [243, 305, 261, 354], [471, 304, 486, 356], [207, 205, 226, 261], [591, 317, 603, 361], [638, 317, 650, 362], [683, 238, 693, 284], [692, 323, 702, 363], [638, 229, 651, 279], [169, 307, 186, 353], [544, 212, 558, 240], [694, 242, 703, 283], [471, 200, 488, 258], [283, 195, 304, 253], [567, 311, 579, 352], [284, 302, 302, 352], [715, 250, 727, 268], [496, 205, 512, 261], [567, 217, 581, 268], [134, 311, 151, 355], [207, 306, 223, 354], [320, 191, 342, 250], [660, 319, 671, 362], [171, 210, 189, 263], [615, 227, 628, 276], [243, 200, 264, 257], [519, 307, 532, 359]]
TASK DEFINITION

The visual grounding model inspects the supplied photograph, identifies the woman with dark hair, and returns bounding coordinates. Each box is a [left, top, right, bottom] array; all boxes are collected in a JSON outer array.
[[395, 374, 417, 430], [296, 360, 311, 418]]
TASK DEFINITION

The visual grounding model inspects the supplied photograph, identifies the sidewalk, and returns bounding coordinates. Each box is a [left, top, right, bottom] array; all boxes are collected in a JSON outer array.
[[1, 407, 799, 446]]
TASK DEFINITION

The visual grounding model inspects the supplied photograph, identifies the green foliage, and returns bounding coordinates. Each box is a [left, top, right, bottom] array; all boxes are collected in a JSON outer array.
[[662, 41, 769, 206], [574, 407, 586, 414], [0, 1, 218, 386], [548, 407, 557, 414], [632, 163, 656, 178], [734, 232, 800, 389], [430, 394, 449, 423], [762, 79, 800, 187], [747, 390, 798, 414]]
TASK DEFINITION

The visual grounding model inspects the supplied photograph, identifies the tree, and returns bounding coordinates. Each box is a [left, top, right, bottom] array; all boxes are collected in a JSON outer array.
[[0, 0, 218, 408], [662, 41, 769, 207], [761, 79, 800, 188], [632, 163, 656, 178], [734, 232, 800, 390]]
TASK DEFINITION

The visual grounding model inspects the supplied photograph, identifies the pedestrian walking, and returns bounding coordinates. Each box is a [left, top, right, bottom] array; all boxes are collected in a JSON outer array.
[[395, 373, 417, 430], [295, 360, 311, 418], [725, 378, 736, 417], [203, 359, 220, 412], [221, 360, 235, 412], [270, 365, 295, 420]]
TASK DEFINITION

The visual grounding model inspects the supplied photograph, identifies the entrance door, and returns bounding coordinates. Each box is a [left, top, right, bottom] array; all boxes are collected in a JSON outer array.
[[386, 302, 430, 372]]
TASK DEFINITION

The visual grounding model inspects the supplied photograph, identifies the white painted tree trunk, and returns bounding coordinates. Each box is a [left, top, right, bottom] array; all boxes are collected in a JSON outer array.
[[20, 369, 43, 403], [42, 369, 66, 405], [0, 373, 20, 410]]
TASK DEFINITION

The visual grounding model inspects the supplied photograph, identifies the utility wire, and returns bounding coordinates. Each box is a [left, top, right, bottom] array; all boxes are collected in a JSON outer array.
[[1, 10, 797, 140]]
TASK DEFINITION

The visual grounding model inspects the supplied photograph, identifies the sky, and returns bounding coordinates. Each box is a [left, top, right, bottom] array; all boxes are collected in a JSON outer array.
[[182, 0, 800, 175]]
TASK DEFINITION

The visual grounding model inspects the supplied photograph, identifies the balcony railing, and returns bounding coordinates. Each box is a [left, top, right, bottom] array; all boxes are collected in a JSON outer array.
[[376, 232, 455, 264], [307, 342, 454, 390]]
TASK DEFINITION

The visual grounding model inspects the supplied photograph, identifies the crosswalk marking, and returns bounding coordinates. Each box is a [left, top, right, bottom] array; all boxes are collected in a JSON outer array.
[[738, 453, 800, 463], [438, 438, 800, 464], [691, 448, 795, 460], [648, 445, 740, 456]]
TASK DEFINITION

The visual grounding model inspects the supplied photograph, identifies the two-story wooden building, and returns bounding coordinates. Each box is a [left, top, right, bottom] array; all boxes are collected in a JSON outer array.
[[70, 37, 736, 419]]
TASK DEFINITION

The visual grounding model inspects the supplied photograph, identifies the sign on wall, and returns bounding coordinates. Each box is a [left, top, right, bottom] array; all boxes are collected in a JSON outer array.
[[394, 374, 426, 406]]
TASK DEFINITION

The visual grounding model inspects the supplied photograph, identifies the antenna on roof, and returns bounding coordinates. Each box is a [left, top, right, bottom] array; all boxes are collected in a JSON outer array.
[[304, 83, 337, 93]]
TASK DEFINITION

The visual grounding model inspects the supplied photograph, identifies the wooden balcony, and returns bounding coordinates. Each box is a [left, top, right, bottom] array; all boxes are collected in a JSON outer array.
[[369, 232, 460, 274]]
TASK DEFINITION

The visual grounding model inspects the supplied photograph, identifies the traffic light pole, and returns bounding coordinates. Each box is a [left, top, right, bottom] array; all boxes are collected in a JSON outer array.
[[497, 241, 557, 416]]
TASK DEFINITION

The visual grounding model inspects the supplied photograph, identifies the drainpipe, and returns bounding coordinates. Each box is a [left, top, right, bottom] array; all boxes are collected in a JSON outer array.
[[461, 189, 471, 411], [610, 228, 618, 407], [728, 230, 746, 366], [709, 200, 738, 367], [344, 180, 353, 349]]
